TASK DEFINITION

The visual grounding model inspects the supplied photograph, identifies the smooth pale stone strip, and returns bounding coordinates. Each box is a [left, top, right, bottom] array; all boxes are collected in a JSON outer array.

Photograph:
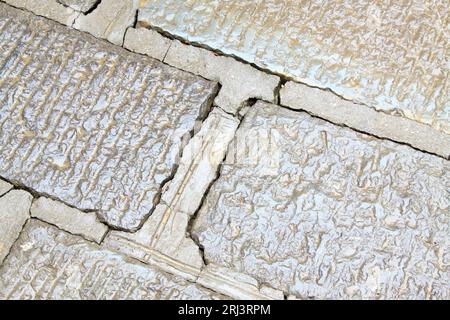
[[30, 197, 108, 244], [104, 108, 239, 280], [73, 0, 139, 45], [3, 0, 79, 25], [0, 179, 12, 196], [280, 81, 450, 159], [57, 0, 98, 13], [198, 264, 284, 300], [124, 28, 171, 61], [0, 220, 228, 299], [164, 39, 280, 114], [0, 190, 33, 264]]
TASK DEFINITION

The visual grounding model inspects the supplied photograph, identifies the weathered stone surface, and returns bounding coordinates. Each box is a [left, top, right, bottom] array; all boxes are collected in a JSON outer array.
[[139, 0, 450, 134], [0, 4, 218, 231], [3, 0, 78, 25], [73, 0, 138, 45], [164, 39, 279, 114], [0, 219, 227, 299], [124, 27, 171, 61], [193, 101, 450, 299], [0, 190, 33, 264], [57, 0, 98, 13], [31, 197, 108, 243], [281, 81, 450, 159], [104, 108, 239, 281], [0, 179, 12, 196]]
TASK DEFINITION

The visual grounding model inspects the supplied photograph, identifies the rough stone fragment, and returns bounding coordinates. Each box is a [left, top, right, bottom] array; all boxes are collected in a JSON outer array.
[[30, 197, 108, 244], [124, 27, 171, 61], [280, 81, 450, 159], [0, 220, 227, 299], [193, 101, 450, 299], [3, 0, 78, 25], [0, 179, 12, 196], [139, 0, 450, 134], [104, 108, 239, 281], [57, 0, 98, 13], [164, 39, 279, 114], [0, 4, 218, 231], [73, 0, 139, 45], [0, 190, 33, 264]]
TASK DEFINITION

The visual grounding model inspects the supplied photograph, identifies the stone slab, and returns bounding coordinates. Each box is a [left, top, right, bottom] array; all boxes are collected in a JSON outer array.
[[0, 219, 227, 299], [139, 0, 450, 134], [57, 0, 98, 13], [124, 27, 171, 61], [0, 190, 33, 264], [0, 179, 12, 196], [0, 4, 218, 231], [31, 197, 108, 244], [193, 101, 450, 299]]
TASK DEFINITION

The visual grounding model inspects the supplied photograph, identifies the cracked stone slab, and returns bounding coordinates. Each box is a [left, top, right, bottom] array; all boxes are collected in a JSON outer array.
[[0, 179, 12, 196], [163, 39, 280, 114], [73, 0, 139, 45], [30, 197, 108, 244], [0, 219, 228, 299], [124, 27, 171, 61], [3, 0, 79, 25], [280, 81, 450, 159], [104, 108, 239, 282], [0, 4, 218, 231], [0, 190, 33, 264], [57, 0, 98, 13], [193, 101, 450, 299], [139, 0, 450, 134]]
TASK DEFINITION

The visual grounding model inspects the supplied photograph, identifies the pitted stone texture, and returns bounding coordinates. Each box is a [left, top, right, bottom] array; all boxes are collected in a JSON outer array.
[[57, 0, 98, 13], [0, 220, 227, 299], [0, 179, 12, 196], [0, 5, 218, 231], [193, 101, 450, 299], [139, 0, 450, 134], [0, 190, 33, 264]]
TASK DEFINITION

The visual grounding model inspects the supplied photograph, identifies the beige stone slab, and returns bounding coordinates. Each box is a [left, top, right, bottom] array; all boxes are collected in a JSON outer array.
[[30, 197, 108, 244], [280, 81, 450, 159], [57, 0, 98, 13], [0, 179, 12, 196], [164, 39, 280, 114], [193, 101, 450, 299], [0, 219, 228, 299], [3, 0, 78, 25], [73, 0, 139, 45], [0, 190, 33, 264], [104, 108, 239, 280], [123, 27, 171, 61]]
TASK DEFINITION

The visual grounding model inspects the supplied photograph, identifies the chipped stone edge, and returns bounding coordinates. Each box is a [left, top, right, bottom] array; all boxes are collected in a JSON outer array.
[[280, 81, 450, 159]]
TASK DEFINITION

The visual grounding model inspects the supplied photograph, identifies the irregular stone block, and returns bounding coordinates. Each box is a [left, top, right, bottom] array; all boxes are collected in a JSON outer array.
[[73, 0, 139, 45], [0, 179, 12, 196], [0, 190, 33, 264], [280, 81, 450, 159], [164, 39, 280, 114], [31, 197, 108, 244], [193, 101, 450, 299], [0, 4, 218, 231], [124, 27, 171, 61], [57, 0, 98, 13], [139, 0, 450, 134], [104, 108, 239, 281], [0, 220, 227, 299]]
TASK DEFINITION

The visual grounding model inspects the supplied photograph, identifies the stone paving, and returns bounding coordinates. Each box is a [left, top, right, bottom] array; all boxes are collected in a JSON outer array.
[[0, 1, 449, 300]]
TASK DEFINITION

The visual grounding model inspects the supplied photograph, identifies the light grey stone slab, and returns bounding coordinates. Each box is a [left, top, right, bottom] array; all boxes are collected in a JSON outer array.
[[30, 197, 108, 244], [280, 81, 450, 159], [123, 27, 171, 61], [0, 190, 33, 264], [193, 101, 450, 299], [57, 0, 98, 13], [0, 219, 228, 299], [139, 0, 450, 134], [0, 179, 12, 196], [0, 4, 218, 231], [73, 0, 139, 45]]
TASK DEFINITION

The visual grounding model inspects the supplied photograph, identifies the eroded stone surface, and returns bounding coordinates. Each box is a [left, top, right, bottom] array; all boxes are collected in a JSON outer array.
[[57, 0, 98, 13], [139, 0, 450, 133], [0, 4, 218, 231], [0, 220, 227, 299], [0, 190, 33, 264], [193, 101, 450, 299], [30, 197, 108, 243], [0, 178, 12, 196]]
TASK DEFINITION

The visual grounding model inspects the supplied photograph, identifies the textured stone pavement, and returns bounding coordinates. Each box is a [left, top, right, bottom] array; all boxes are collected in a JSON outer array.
[[0, 1, 449, 300]]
